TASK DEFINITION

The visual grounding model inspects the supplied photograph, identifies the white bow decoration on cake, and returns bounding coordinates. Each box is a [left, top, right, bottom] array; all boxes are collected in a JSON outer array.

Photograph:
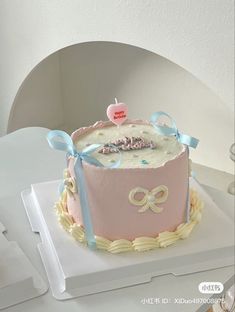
[[129, 185, 168, 213]]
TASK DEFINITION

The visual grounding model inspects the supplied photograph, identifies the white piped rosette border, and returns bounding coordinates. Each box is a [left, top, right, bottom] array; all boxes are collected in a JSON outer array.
[[55, 173, 203, 254]]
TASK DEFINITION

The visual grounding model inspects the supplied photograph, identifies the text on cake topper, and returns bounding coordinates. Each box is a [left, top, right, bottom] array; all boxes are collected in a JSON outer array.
[[106, 98, 128, 126]]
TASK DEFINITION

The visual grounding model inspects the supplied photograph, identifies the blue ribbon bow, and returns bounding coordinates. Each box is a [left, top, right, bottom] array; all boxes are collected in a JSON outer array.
[[150, 111, 199, 149], [150, 112, 199, 222], [47, 130, 121, 249]]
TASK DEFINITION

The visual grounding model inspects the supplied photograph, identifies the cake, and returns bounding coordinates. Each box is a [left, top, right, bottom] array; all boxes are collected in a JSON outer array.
[[47, 102, 203, 253]]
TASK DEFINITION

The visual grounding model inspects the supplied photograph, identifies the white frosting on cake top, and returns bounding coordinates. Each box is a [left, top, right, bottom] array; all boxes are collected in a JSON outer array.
[[75, 122, 184, 168]]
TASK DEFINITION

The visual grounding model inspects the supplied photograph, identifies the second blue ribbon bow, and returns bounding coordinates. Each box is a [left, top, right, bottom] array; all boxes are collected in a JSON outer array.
[[150, 111, 199, 222], [150, 111, 199, 149]]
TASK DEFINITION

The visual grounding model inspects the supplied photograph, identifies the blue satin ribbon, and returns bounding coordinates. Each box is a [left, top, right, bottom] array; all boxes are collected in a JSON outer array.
[[150, 112, 199, 222], [150, 111, 199, 149], [47, 130, 121, 249]]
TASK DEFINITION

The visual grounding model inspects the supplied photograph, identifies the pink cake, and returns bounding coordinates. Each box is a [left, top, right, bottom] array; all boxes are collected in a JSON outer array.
[[49, 108, 203, 253]]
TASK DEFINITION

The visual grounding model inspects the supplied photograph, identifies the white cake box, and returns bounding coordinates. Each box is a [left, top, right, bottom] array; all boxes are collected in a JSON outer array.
[[21, 178, 234, 300]]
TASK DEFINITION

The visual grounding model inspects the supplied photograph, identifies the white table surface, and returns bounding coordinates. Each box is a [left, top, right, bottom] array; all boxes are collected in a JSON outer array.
[[0, 127, 234, 312]]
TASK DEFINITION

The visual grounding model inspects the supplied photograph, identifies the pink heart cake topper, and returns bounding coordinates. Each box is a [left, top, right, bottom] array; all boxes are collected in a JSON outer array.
[[107, 98, 128, 126]]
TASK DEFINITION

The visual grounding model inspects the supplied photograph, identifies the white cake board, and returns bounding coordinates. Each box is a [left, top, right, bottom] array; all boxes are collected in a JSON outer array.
[[0, 222, 48, 310], [21, 178, 234, 300]]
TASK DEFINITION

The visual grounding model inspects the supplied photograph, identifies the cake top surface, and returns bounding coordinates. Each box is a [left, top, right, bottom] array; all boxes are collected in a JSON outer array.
[[74, 121, 184, 168]]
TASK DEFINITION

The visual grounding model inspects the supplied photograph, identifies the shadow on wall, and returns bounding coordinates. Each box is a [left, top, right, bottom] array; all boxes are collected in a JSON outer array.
[[7, 41, 234, 173]]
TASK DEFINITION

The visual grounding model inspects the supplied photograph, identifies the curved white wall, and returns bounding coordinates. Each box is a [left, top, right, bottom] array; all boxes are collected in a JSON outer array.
[[0, 0, 234, 135], [8, 53, 64, 131], [8, 42, 234, 173]]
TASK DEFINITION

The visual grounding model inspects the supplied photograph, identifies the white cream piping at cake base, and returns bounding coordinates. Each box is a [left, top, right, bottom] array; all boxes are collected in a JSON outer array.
[[55, 189, 203, 254]]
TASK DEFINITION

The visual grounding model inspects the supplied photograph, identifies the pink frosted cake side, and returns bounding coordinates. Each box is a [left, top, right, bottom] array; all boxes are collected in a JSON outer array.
[[67, 153, 188, 240]]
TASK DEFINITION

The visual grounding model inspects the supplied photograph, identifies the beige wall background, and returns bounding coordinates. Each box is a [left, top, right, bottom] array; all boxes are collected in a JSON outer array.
[[0, 0, 234, 173]]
